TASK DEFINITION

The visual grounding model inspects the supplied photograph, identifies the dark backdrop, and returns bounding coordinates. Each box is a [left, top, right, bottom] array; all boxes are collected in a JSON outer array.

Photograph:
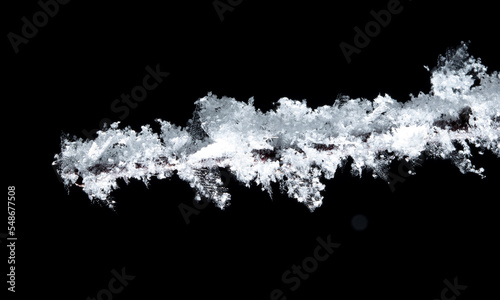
[[4, 0, 499, 299]]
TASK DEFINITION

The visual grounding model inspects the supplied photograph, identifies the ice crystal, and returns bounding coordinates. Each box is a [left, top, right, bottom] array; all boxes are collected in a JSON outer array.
[[54, 42, 499, 210]]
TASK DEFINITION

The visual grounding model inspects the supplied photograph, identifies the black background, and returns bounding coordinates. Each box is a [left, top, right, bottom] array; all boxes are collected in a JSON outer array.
[[4, 0, 499, 299]]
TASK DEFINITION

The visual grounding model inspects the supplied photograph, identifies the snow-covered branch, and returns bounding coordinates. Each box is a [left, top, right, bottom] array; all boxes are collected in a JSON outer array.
[[53, 42, 499, 210]]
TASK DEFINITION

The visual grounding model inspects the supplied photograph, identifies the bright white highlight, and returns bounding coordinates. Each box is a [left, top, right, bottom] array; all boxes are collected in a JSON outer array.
[[54, 42, 499, 210]]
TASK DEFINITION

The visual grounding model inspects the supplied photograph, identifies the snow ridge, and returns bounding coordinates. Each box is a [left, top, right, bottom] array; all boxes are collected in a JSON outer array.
[[54, 42, 500, 210]]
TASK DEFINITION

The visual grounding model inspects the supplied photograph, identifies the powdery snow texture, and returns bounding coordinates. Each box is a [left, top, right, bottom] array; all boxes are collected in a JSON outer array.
[[54, 42, 499, 210]]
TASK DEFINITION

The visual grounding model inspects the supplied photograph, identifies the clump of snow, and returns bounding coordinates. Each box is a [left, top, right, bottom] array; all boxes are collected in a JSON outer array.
[[54, 42, 499, 211]]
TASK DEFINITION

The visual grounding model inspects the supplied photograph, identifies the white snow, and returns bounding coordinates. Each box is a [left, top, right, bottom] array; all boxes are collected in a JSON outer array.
[[54, 42, 500, 210]]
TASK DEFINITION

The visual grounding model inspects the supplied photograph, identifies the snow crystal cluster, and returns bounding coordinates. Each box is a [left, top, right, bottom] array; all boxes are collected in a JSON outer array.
[[53, 42, 499, 210]]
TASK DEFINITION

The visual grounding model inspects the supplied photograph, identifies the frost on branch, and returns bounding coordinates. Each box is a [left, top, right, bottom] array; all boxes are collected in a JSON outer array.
[[53, 42, 500, 211]]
